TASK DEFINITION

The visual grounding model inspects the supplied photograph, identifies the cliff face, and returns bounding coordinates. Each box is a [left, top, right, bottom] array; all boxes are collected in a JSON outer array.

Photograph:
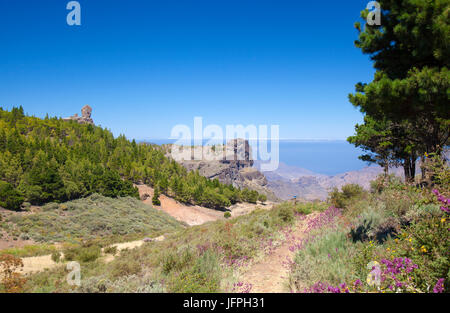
[[166, 139, 278, 201]]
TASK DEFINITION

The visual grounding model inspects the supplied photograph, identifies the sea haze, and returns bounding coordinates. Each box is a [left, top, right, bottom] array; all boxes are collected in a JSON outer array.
[[141, 139, 368, 176]]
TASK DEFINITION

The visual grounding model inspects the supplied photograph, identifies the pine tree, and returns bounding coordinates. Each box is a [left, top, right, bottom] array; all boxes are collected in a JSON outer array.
[[152, 185, 161, 206], [349, 0, 449, 182]]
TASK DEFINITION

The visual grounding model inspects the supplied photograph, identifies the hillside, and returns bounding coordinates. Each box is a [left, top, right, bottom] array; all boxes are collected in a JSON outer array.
[[1, 194, 183, 245], [9, 175, 447, 293], [0, 106, 262, 211]]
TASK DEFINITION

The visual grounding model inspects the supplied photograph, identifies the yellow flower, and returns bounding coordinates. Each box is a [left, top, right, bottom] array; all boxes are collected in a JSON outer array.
[[441, 218, 446, 223]]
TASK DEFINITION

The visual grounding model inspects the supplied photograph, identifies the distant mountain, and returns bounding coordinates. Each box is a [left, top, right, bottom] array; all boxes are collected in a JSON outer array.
[[257, 162, 406, 201], [265, 175, 329, 201], [253, 161, 324, 181]]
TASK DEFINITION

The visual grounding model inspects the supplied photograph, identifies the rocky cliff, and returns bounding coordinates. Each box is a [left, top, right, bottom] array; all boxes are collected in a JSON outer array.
[[165, 139, 278, 201], [63, 105, 94, 125]]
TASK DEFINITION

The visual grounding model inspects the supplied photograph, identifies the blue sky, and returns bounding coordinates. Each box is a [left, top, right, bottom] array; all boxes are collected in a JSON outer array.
[[0, 0, 375, 140]]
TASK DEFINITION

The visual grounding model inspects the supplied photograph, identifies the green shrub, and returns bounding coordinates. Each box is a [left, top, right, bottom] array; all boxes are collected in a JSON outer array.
[[0, 244, 57, 258], [167, 250, 221, 293], [51, 251, 61, 263], [79, 274, 164, 293], [241, 188, 258, 204], [162, 253, 178, 275], [329, 184, 366, 210], [110, 258, 142, 278], [349, 206, 392, 243], [224, 212, 231, 219], [289, 228, 357, 291], [258, 194, 267, 203], [292, 202, 327, 215], [103, 246, 118, 256], [389, 212, 449, 291], [79, 246, 101, 262], [162, 248, 194, 275], [278, 205, 294, 223], [63, 244, 101, 263]]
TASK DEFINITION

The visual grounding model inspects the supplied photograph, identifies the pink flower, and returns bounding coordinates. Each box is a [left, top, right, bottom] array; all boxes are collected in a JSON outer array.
[[433, 278, 445, 293]]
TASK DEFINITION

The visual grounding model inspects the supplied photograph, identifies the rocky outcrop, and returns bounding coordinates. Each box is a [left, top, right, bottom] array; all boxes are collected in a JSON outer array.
[[166, 139, 278, 201], [63, 105, 94, 125]]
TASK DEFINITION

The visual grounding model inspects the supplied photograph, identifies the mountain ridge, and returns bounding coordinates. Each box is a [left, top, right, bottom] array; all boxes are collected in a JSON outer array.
[[256, 162, 406, 200]]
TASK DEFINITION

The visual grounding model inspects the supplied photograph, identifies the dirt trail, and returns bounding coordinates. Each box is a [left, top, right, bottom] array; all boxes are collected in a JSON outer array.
[[137, 184, 224, 226], [101, 236, 165, 263], [18, 236, 167, 274], [239, 213, 317, 293], [136, 184, 274, 225], [19, 255, 56, 274]]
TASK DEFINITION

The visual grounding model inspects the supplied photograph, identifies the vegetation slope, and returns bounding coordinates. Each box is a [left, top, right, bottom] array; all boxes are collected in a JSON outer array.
[[0, 107, 260, 211]]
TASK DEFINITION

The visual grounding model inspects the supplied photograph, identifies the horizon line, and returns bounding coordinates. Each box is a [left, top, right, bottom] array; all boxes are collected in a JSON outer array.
[[136, 137, 349, 142]]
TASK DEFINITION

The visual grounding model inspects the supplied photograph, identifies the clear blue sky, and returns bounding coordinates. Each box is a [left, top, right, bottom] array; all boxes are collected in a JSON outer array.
[[0, 0, 375, 140]]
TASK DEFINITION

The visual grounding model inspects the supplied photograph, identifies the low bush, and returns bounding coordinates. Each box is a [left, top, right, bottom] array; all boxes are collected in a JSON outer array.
[[0, 244, 57, 258], [329, 184, 366, 209], [63, 244, 101, 263], [167, 250, 221, 293], [289, 228, 357, 291], [4, 194, 183, 243], [278, 205, 294, 223], [51, 251, 61, 263], [110, 258, 142, 278], [0, 254, 27, 293], [79, 274, 164, 293], [241, 188, 259, 204], [386, 211, 449, 292], [349, 206, 390, 243], [258, 194, 267, 203], [103, 246, 118, 255]]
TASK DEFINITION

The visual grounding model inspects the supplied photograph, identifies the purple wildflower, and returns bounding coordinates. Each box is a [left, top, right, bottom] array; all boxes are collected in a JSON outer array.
[[433, 278, 445, 293]]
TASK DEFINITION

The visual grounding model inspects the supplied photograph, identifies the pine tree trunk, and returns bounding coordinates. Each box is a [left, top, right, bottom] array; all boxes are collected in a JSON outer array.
[[403, 156, 416, 184], [383, 161, 389, 182]]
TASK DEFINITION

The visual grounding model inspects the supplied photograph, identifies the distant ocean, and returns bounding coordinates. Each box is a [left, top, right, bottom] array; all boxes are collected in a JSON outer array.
[[142, 139, 367, 176]]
